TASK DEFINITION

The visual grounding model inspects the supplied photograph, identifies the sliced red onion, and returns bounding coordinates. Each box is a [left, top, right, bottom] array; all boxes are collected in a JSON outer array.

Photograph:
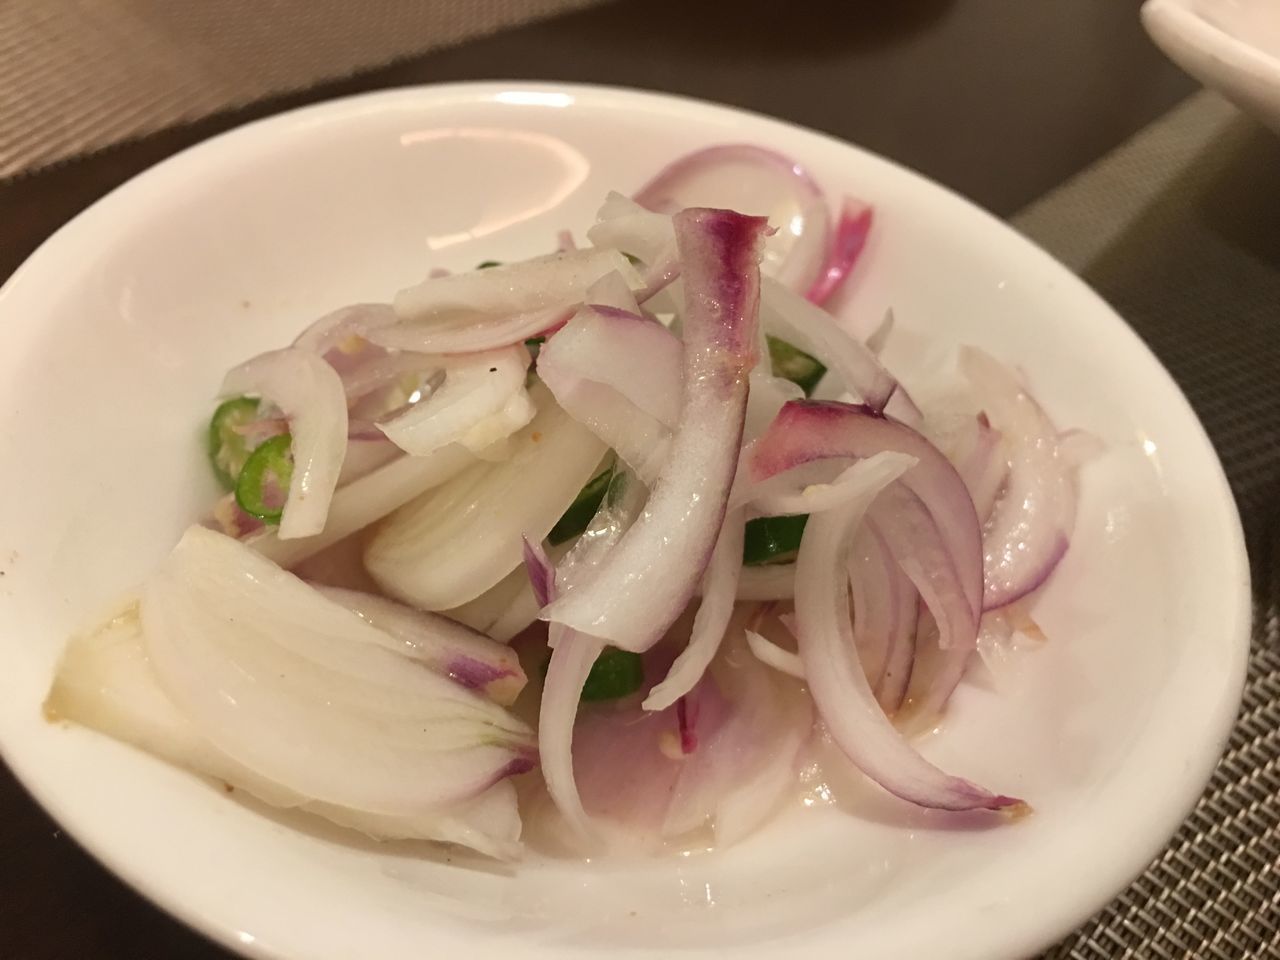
[[960, 347, 1076, 610], [337, 437, 401, 486], [662, 635, 812, 845], [315, 586, 526, 705], [642, 509, 745, 711], [393, 248, 640, 328], [254, 443, 474, 569], [850, 521, 919, 713], [539, 632, 605, 842], [897, 623, 973, 732], [367, 303, 574, 355], [749, 450, 917, 517], [633, 145, 831, 294], [520, 536, 555, 609], [292, 303, 397, 358], [794, 496, 1020, 812], [221, 347, 349, 540], [538, 304, 682, 427], [760, 279, 898, 412], [542, 209, 768, 651], [869, 482, 977, 651], [748, 400, 983, 625], [140, 527, 536, 816], [804, 198, 873, 306], [744, 628, 805, 679], [377, 346, 534, 457], [952, 411, 1009, 524]]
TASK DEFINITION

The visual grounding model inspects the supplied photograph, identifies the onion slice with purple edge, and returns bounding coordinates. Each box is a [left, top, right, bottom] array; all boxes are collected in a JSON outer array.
[[541, 208, 767, 651], [749, 400, 982, 632], [804, 198, 873, 306], [140, 527, 536, 816], [793, 493, 1023, 813], [960, 347, 1077, 610], [314, 586, 526, 705], [221, 346, 348, 540], [633, 145, 831, 294]]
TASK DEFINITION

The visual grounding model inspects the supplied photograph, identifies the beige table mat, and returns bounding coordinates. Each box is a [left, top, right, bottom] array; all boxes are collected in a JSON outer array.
[[0, 0, 602, 178], [1016, 92, 1280, 960]]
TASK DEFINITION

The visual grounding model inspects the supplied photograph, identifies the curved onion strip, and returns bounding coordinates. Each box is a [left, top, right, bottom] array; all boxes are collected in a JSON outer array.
[[960, 348, 1076, 610], [543, 210, 767, 651], [897, 626, 973, 733], [584, 269, 643, 314], [520, 536, 556, 609], [539, 305, 683, 427], [377, 346, 533, 456], [393, 248, 641, 326], [587, 193, 675, 268], [368, 303, 574, 355], [847, 525, 895, 691], [140, 528, 536, 816], [253, 444, 473, 569], [643, 510, 745, 711], [750, 451, 917, 517], [760, 278, 898, 412], [340, 353, 442, 404], [850, 522, 919, 712], [44, 604, 525, 857], [538, 633, 603, 843], [748, 400, 983, 622], [869, 482, 977, 651], [221, 347, 348, 539], [805, 199, 873, 305], [794, 500, 1020, 812], [293, 303, 397, 357], [953, 412, 1009, 524], [745, 628, 805, 679], [315, 586, 526, 705], [633, 144, 830, 294]]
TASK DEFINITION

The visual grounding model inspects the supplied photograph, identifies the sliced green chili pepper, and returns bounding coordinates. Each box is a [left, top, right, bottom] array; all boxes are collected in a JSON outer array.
[[547, 464, 616, 546], [476, 260, 502, 269], [767, 335, 827, 396], [742, 513, 809, 566], [540, 646, 645, 702], [235, 433, 294, 523], [207, 396, 261, 489]]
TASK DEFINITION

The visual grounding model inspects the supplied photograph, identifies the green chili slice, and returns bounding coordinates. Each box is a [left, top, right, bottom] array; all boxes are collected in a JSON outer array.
[[547, 464, 616, 546], [540, 646, 645, 702], [207, 396, 261, 489], [767, 335, 827, 396], [742, 513, 809, 566], [234, 433, 294, 523]]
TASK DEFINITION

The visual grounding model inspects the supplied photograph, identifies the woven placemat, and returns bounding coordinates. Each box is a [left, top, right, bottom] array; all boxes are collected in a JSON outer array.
[[0, 0, 603, 179], [1015, 91, 1280, 960]]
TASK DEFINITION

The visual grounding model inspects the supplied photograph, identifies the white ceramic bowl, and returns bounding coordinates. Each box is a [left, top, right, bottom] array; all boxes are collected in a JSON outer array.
[[0, 83, 1250, 960], [1143, 0, 1280, 130]]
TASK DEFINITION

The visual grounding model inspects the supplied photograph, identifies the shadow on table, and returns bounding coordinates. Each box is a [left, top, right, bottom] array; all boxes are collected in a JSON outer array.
[[1076, 115, 1280, 603]]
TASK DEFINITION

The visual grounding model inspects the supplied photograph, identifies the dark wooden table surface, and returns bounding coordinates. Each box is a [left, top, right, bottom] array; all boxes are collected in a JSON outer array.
[[0, 1, 1195, 957]]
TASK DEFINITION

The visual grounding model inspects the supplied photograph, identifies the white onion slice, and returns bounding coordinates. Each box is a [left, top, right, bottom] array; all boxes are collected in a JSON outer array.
[[392, 248, 641, 326], [643, 509, 745, 711], [377, 346, 534, 457], [543, 209, 768, 651], [292, 303, 397, 357], [365, 383, 607, 610], [45, 602, 525, 858], [315, 586, 526, 705], [221, 347, 349, 539], [368, 303, 573, 355], [140, 528, 536, 816]]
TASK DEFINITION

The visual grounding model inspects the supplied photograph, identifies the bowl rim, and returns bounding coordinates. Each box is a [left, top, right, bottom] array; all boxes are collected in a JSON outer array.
[[0, 79, 1254, 960]]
